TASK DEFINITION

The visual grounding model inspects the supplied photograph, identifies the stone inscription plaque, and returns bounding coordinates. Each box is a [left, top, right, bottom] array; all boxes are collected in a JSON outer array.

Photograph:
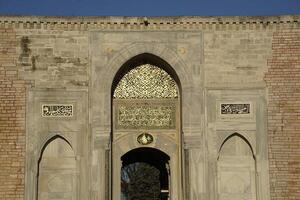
[[42, 104, 73, 117], [115, 102, 176, 129], [221, 103, 250, 114]]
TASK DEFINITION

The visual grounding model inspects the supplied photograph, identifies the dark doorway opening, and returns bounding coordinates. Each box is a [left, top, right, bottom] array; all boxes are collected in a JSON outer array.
[[121, 147, 170, 200]]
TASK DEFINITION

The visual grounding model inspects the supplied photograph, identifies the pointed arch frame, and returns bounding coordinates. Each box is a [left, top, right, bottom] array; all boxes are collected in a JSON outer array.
[[109, 51, 184, 200], [36, 134, 75, 200], [217, 132, 256, 161], [111, 53, 182, 99]]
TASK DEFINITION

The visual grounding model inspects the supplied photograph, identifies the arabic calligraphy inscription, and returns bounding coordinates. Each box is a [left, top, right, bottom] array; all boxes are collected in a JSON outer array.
[[221, 103, 250, 114], [116, 104, 176, 129], [42, 104, 73, 117]]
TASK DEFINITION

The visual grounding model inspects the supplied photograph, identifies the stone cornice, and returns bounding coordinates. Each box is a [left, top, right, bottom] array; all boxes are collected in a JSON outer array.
[[0, 15, 299, 30]]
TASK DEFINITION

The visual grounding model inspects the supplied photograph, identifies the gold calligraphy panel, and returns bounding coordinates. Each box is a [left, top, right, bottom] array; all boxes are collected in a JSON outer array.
[[115, 101, 176, 129]]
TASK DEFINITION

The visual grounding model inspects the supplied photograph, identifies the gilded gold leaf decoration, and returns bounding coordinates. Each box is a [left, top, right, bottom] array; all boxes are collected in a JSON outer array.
[[137, 133, 154, 145], [113, 64, 178, 99], [116, 104, 176, 129]]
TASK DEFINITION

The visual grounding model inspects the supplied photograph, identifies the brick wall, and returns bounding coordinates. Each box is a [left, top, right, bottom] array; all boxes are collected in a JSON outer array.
[[0, 28, 25, 199], [265, 30, 300, 199], [0, 17, 298, 200]]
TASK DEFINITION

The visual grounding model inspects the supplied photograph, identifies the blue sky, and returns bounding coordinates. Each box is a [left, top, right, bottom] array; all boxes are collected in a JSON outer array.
[[0, 0, 299, 16]]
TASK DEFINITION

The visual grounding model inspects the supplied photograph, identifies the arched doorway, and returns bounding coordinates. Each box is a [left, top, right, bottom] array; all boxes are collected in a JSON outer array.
[[112, 54, 182, 200], [121, 148, 170, 200]]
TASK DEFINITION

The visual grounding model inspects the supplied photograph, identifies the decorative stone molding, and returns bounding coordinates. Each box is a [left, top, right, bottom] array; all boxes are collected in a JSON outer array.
[[0, 15, 298, 31]]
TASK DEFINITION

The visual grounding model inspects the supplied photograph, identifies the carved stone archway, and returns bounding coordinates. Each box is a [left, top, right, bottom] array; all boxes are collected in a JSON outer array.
[[111, 57, 183, 200]]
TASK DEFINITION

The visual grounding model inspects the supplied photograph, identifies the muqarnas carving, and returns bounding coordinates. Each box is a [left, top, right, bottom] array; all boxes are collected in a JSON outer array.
[[42, 104, 73, 117], [221, 104, 250, 114]]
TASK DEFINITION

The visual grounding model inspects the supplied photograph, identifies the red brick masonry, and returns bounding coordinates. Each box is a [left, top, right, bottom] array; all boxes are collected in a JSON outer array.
[[265, 30, 300, 199], [0, 28, 25, 200], [0, 22, 299, 200]]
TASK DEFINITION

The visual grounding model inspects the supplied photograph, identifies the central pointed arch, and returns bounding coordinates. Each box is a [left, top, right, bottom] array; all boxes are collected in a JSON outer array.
[[111, 53, 183, 200], [112, 53, 181, 131]]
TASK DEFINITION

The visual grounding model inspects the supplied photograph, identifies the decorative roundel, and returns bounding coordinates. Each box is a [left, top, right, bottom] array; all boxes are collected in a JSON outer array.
[[137, 133, 154, 145]]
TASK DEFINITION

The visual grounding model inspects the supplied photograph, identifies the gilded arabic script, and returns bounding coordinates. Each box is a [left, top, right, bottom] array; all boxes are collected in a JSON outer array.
[[116, 105, 175, 129]]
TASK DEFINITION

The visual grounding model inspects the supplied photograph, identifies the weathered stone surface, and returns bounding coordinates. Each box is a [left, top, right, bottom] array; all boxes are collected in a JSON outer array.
[[0, 15, 298, 200]]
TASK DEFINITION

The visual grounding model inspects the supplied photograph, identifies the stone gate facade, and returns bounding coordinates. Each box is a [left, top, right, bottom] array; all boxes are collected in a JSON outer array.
[[0, 15, 299, 200]]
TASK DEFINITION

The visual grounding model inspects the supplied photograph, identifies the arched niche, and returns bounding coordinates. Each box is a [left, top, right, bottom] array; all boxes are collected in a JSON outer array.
[[111, 54, 183, 200], [37, 135, 76, 200], [217, 133, 257, 200]]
